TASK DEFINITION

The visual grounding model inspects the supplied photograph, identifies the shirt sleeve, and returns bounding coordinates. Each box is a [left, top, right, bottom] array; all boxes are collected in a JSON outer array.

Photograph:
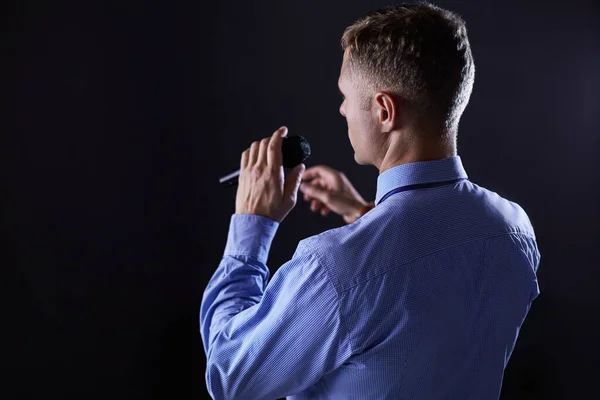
[[200, 214, 354, 400]]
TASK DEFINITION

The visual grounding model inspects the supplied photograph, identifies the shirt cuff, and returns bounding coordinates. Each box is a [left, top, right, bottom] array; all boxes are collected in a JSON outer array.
[[223, 214, 280, 263]]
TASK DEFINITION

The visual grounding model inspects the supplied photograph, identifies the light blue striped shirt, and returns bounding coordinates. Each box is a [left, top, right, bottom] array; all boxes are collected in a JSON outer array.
[[200, 155, 541, 400]]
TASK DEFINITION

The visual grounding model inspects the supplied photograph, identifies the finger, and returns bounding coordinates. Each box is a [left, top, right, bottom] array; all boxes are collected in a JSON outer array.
[[249, 141, 260, 166], [299, 182, 328, 203], [267, 126, 287, 168], [312, 178, 328, 189], [311, 199, 321, 212], [257, 137, 270, 166], [321, 208, 329, 216], [301, 166, 322, 182], [301, 178, 326, 193], [283, 163, 305, 206], [312, 200, 328, 213], [303, 164, 338, 179], [241, 149, 249, 169], [304, 194, 328, 211]]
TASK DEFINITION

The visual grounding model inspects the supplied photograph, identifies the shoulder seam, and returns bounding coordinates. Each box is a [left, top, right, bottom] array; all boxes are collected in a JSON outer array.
[[298, 244, 357, 357]]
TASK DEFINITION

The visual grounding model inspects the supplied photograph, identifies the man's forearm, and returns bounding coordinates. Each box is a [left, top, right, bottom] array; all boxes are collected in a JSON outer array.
[[200, 214, 279, 356]]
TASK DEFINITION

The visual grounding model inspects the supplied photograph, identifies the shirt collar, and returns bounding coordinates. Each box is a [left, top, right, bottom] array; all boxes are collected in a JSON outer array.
[[375, 155, 468, 206]]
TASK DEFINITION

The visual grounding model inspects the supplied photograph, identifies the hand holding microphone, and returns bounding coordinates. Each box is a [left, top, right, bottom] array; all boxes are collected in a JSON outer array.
[[219, 126, 372, 224], [232, 126, 310, 224], [219, 132, 311, 187]]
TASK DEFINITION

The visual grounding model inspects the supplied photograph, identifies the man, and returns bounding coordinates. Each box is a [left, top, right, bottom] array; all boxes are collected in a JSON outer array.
[[200, 3, 541, 399]]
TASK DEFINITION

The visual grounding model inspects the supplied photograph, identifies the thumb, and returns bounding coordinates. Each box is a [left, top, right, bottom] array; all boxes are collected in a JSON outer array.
[[284, 163, 306, 204]]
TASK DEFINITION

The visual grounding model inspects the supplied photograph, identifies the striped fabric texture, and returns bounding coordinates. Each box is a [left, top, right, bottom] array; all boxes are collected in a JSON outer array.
[[200, 155, 541, 400]]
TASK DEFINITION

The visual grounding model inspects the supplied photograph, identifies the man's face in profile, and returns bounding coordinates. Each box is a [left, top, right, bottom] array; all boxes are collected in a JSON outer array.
[[338, 49, 378, 166]]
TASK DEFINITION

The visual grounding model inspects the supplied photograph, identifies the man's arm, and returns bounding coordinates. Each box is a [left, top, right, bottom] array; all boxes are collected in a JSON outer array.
[[200, 214, 354, 400]]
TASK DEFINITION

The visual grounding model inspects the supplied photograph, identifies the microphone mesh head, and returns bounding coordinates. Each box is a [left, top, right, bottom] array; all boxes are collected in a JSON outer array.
[[282, 135, 311, 168]]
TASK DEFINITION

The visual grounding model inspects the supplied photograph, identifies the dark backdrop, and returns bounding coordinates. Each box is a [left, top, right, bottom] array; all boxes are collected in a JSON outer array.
[[2, 0, 599, 399]]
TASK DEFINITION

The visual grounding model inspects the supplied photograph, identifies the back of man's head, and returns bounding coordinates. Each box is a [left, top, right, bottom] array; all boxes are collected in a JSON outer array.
[[341, 2, 475, 138]]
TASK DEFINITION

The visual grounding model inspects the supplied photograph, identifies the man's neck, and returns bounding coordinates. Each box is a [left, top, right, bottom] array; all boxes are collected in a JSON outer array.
[[377, 136, 457, 175]]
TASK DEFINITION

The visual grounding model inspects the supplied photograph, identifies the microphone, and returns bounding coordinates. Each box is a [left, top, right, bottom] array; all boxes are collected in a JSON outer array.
[[219, 135, 311, 187]]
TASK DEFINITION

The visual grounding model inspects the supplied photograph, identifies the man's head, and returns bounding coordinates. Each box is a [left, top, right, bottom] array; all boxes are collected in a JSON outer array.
[[338, 2, 475, 168]]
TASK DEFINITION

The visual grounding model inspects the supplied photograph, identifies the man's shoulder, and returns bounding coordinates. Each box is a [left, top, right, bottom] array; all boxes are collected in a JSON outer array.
[[395, 179, 536, 239], [293, 219, 374, 289], [294, 181, 538, 290], [295, 223, 356, 261], [465, 181, 536, 238]]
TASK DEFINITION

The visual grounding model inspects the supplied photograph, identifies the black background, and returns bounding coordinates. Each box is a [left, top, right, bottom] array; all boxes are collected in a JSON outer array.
[[2, 0, 599, 399]]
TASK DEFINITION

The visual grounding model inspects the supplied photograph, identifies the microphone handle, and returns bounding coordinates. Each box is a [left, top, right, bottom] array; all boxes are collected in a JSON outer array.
[[218, 164, 295, 187], [219, 169, 241, 186]]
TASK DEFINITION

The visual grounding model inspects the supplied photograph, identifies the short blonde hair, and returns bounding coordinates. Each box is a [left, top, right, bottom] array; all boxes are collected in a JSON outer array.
[[341, 2, 475, 136]]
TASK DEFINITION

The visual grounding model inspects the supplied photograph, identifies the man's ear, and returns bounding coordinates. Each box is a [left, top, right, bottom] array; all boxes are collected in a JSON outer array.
[[375, 91, 399, 131]]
